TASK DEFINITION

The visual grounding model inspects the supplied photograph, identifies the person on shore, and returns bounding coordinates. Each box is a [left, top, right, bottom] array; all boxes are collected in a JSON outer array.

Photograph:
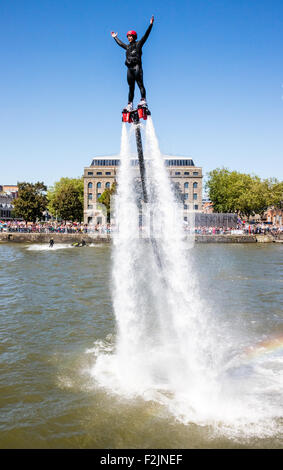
[[111, 16, 154, 111]]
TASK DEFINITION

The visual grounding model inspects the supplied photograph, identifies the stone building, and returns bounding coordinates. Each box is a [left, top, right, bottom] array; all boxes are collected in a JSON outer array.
[[262, 207, 283, 226], [0, 194, 14, 220], [2, 185, 18, 196], [83, 155, 202, 224], [0, 185, 18, 220]]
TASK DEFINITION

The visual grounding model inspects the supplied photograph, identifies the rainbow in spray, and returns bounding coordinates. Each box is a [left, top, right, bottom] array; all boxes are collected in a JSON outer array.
[[244, 335, 283, 361]]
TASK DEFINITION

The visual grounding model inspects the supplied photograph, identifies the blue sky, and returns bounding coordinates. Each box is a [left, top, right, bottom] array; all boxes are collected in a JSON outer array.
[[1, 0, 282, 187]]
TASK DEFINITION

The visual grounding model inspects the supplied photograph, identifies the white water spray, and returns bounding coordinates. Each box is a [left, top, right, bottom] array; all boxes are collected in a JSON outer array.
[[91, 118, 283, 438], [93, 119, 219, 414]]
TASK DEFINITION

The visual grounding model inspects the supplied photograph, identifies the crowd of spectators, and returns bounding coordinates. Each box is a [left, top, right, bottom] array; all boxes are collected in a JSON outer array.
[[242, 224, 282, 235], [0, 220, 282, 236], [189, 226, 239, 235], [186, 224, 282, 236], [0, 221, 112, 234]]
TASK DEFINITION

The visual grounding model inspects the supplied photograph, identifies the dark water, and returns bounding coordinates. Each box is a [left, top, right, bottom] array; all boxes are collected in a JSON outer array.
[[0, 242, 282, 448]]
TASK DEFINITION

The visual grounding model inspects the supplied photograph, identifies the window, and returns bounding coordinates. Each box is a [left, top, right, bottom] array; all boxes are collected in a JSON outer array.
[[106, 172, 111, 175], [88, 182, 93, 189], [88, 193, 93, 200], [93, 159, 120, 166], [175, 172, 181, 175], [193, 182, 198, 188], [193, 193, 197, 200], [87, 171, 93, 176], [184, 182, 189, 189], [184, 172, 190, 175], [96, 172, 102, 175], [184, 193, 188, 200], [97, 193, 101, 200], [184, 217, 188, 222], [105, 182, 110, 189], [193, 172, 199, 176], [97, 182, 101, 188], [194, 205, 199, 210], [184, 204, 188, 210], [88, 204, 93, 209], [165, 160, 194, 167]]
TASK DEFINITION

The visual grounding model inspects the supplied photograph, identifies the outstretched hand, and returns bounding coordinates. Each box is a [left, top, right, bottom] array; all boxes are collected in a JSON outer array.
[[111, 31, 117, 38], [150, 15, 154, 24]]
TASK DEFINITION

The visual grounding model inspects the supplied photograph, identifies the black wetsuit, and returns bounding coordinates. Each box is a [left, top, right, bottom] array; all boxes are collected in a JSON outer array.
[[113, 24, 153, 103]]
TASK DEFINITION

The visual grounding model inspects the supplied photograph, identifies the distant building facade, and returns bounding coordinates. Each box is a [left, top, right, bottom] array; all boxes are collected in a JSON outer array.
[[0, 194, 14, 220], [202, 195, 214, 214], [0, 185, 18, 220], [83, 156, 202, 224], [2, 185, 18, 198], [262, 207, 283, 226]]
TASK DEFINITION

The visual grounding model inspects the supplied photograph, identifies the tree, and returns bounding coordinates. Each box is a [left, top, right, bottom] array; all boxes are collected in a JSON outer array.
[[98, 182, 117, 221], [269, 179, 283, 208], [206, 168, 281, 218], [47, 177, 84, 222], [13, 182, 47, 222]]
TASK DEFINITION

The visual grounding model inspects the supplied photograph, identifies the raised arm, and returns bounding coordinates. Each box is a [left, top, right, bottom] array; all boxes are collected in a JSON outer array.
[[139, 16, 154, 47], [111, 31, 127, 50]]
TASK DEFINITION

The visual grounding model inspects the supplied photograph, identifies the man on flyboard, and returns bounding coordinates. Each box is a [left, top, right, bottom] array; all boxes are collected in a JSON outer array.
[[111, 16, 154, 112]]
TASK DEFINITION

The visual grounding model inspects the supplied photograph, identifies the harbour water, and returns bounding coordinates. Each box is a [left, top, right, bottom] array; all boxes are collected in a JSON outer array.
[[0, 242, 282, 448]]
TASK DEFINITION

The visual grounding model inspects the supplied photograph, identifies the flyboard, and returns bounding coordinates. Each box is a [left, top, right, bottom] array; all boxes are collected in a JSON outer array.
[[122, 104, 163, 273], [122, 105, 150, 203]]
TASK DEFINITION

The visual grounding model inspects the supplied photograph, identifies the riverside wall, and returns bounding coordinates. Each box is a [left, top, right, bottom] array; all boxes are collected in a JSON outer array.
[[0, 232, 275, 244], [0, 232, 111, 244]]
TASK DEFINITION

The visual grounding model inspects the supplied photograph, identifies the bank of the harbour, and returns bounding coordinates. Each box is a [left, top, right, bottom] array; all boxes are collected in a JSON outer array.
[[0, 232, 111, 244], [0, 232, 280, 244]]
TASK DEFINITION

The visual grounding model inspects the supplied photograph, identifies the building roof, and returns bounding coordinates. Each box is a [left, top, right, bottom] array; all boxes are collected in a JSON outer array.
[[89, 155, 197, 167]]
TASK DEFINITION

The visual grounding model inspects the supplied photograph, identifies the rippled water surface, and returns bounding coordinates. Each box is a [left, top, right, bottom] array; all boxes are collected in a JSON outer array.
[[0, 242, 282, 448]]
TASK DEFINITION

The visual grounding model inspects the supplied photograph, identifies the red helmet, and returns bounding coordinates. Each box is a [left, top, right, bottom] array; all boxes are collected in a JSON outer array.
[[127, 30, 137, 39]]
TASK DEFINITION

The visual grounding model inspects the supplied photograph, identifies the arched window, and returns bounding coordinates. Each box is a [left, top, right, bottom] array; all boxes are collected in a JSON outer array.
[[193, 182, 198, 188], [97, 193, 101, 200], [88, 182, 93, 189], [105, 182, 110, 189], [184, 182, 189, 189], [97, 182, 101, 188]]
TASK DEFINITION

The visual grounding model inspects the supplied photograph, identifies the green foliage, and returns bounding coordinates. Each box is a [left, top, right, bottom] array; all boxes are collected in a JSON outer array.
[[13, 182, 47, 222], [47, 177, 84, 222], [270, 180, 283, 208], [98, 182, 117, 221], [206, 168, 283, 218]]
